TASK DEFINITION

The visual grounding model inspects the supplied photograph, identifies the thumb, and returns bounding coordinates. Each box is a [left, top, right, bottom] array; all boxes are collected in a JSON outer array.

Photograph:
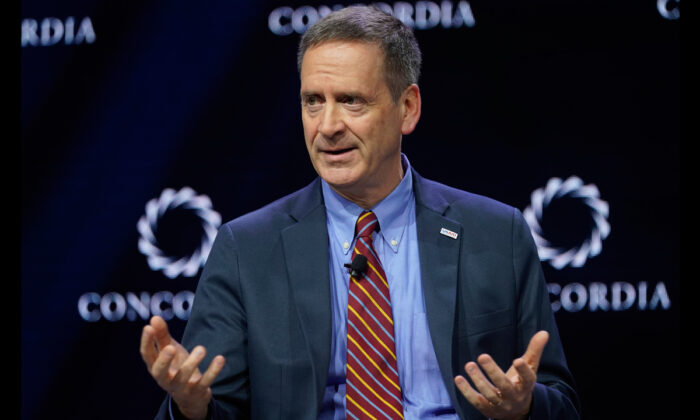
[[522, 330, 549, 372]]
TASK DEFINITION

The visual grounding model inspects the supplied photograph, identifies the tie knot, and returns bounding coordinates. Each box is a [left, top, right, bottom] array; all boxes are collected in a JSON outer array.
[[355, 210, 379, 239]]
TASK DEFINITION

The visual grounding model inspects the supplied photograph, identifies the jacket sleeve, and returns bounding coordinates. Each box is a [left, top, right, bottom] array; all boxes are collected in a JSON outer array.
[[511, 208, 581, 420], [154, 223, 251, 419]]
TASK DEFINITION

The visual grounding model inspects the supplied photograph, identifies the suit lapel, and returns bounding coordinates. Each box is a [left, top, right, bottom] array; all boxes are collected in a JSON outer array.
[[412, 169, 464, 414], [280, 179, 332, 411]]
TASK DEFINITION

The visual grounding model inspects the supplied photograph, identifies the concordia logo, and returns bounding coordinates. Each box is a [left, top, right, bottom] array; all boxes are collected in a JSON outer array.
[[77, 187, 222, 322], [657, 0, 680, 20], [21, 16, 96, 47], [269, 1, 475, 36], [138, 187, 221, 279], [523, 176, 670, 313], [523, 176, 610, 270]]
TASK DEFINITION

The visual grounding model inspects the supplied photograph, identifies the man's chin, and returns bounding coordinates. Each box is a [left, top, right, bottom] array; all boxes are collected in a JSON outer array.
[[320, 174, 359, 191], [317, 167, 362, 189]]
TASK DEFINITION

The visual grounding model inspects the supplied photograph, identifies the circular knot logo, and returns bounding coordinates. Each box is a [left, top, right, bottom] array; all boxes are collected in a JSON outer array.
[[523, 176, 610, 270], [137, 187, 222, 279]]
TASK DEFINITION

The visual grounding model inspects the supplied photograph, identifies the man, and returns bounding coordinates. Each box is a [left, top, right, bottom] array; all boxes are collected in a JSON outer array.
[[141, 6, 580, 420]]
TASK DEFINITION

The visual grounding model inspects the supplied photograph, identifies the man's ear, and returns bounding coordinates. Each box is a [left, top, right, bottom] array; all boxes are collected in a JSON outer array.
[[400, 84, 421, 135]]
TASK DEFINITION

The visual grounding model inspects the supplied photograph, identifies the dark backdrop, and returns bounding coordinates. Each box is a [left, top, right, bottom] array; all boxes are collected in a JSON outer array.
[[21, 1, 680, 419]]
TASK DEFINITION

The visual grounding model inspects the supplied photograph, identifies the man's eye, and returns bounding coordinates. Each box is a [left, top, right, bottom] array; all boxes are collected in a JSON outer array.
[[343, 96, 363, 106], [304, 96, 323, 110]]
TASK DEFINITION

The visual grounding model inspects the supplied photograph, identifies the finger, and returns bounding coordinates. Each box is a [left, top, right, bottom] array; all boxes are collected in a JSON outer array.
[[464, 362, 503, 404], [199, 355, 226, 388], [476, 354, 510, 395], [522, 330, 549, 372], [150, 316, 174, 351], [171, 346, 207, 390], [513, 357, 537, 390], [151, 345, 177, 388], [140, 325, 159, 369], [454, 374, 497, 415]]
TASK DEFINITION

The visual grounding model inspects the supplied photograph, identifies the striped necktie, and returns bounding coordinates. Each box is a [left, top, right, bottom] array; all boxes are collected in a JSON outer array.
[[346, 210, 404, 420]]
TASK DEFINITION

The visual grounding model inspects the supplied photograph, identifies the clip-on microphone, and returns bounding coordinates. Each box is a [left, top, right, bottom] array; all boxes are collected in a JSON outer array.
[[344, 255, 368, 279]]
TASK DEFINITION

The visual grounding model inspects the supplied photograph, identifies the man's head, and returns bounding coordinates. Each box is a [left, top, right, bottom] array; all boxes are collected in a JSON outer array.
[[298, 6, 423, 208], [297, 6, 422, 104]]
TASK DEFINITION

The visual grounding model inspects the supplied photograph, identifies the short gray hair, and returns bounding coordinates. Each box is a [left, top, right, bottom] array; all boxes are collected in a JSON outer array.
[[297, 5, 422, 103]]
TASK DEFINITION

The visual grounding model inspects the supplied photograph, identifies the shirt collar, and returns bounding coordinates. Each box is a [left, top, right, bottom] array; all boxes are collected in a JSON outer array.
[[322, 154, 414, 255]]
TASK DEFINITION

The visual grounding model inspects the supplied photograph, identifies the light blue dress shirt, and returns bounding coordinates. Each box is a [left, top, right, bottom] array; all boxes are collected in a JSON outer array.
[[318, 155, 458, 420]]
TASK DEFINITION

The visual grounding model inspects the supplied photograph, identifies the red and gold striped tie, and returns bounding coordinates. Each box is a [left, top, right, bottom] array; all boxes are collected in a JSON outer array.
[[346, 211, 403, 420]]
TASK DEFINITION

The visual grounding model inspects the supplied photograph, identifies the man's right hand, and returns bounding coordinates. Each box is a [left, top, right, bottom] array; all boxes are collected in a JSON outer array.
[[140, 316, 226, 420]]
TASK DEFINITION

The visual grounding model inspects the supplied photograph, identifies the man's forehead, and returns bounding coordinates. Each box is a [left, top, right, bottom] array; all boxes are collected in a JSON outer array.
[[300, 41, 386, 89], [301, 40, 385, 69]]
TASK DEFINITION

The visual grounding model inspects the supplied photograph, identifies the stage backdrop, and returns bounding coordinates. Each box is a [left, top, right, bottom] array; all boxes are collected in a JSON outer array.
[[21, 1, 679, 419]]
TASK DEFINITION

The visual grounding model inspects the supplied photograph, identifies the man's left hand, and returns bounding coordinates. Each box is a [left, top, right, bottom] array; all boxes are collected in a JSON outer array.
[[454, 330, 549, 420]]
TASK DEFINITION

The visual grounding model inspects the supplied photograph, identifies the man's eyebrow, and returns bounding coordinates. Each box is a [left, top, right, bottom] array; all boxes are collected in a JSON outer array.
[[300, 90, 368, 99], [300, 91, 319, 100], [299, 90, 375, 106], [337, 91, 365, 98]]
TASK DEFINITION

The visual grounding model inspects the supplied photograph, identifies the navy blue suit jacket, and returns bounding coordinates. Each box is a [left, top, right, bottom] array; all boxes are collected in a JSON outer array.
[[156, 169, 580, 419]]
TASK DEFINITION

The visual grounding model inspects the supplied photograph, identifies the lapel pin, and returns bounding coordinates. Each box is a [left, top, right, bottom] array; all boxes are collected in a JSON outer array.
[[440, 228, 458, 239]]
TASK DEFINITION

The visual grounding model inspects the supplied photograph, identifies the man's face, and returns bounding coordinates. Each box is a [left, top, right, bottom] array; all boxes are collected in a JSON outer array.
[[300, 41, 416, 203]]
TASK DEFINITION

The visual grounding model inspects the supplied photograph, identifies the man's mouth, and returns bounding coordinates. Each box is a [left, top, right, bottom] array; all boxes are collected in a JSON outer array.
[[324, 147, 355, 155]]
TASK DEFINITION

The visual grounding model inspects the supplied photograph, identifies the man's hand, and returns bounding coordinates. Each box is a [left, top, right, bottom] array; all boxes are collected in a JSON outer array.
[[454, 330, 549, 420], [140, 316, 226, 420]]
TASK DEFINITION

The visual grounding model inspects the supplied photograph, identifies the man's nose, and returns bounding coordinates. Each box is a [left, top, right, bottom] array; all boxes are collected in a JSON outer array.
[[318, 102, 345, 138]]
